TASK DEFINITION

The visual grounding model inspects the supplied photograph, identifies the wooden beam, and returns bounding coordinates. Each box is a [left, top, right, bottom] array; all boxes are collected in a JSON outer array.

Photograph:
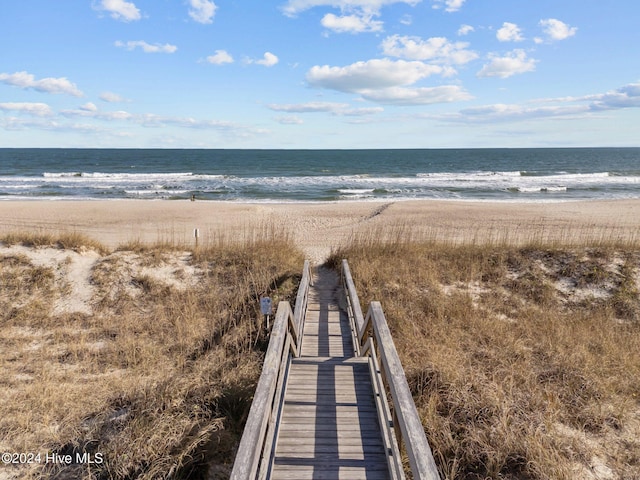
[[341, 259, 366, 342], [368, 302, 441, 480], [230, 301, 291, 480]]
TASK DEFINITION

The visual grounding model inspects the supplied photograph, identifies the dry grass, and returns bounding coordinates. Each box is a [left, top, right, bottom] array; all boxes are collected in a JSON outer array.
[[0, 230, 304, 479], [328, 230, 640, 480], [1, 231, 109, 255]]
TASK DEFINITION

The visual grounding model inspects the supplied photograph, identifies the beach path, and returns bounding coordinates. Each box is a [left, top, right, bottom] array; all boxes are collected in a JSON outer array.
[[269, 267, 390, 479]]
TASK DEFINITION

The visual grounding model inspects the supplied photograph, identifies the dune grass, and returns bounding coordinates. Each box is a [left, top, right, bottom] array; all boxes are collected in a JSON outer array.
[[1, 231, 110, 255], [3, 224, 639, 479], [0, 230, 304, 479], [328, 229, 640, 480]]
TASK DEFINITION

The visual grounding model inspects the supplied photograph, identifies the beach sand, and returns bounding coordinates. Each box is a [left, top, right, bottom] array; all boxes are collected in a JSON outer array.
[[1, 199, 639, 263]]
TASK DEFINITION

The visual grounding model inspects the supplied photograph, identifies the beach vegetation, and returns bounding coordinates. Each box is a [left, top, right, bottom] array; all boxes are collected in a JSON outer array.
[[328, 229, 640, 480], [1, 231, 109, 255], [2, 222, 639, 479], [0, 229, 304, 479]]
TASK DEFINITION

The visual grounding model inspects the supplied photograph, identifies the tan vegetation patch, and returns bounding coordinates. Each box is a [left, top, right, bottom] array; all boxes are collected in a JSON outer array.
[[0, 231, 304, 479], [329, 236, 640, 480]]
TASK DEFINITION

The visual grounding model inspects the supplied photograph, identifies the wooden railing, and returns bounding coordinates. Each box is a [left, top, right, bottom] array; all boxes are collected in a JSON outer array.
[[341, 259, 441, 480], [230, 260, 311, 480]]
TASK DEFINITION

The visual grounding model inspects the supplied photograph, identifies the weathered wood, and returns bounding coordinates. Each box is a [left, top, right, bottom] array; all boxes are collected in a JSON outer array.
[[366, 340, 404, 480], [292, 260, 311, 355], [269, 267, 390, 480], [342, 259, 366, 340], [231, 260, 312, 480], [276, 436, 385, 446], [274, 444, 386, 454], [258, 334, 293, 480], [368, 301, 441, 480], [230, 301, 291, 480], [234, 261, 441, 480], [286, 317, 298, 356], [271, 467, 389, 480]]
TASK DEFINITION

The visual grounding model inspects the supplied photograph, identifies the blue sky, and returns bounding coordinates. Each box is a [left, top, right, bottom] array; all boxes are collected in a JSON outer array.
[[1, 0, 639, 148]]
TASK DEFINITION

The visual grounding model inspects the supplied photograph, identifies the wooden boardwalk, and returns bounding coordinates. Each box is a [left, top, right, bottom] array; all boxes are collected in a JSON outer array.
[[269, 268, 390, 480], [230, 260, 440, 480]]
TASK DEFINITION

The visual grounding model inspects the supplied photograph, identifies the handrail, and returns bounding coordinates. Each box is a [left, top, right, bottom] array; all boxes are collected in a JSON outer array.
[[341, 259, 366, 355], [292, 260, 311, 355], [342, 260, 441, 480], [230, 261, 311, 480]]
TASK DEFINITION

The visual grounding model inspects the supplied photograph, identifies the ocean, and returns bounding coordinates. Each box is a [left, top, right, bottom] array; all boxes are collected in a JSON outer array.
[[0, 148, 639, 202]]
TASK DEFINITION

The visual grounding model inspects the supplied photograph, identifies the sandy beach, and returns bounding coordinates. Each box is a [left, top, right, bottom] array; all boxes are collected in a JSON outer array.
[[1, 199, 639, 262]]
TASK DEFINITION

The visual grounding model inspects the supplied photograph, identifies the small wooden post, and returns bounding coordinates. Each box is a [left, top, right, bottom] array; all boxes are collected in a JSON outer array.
[[194, 228, 199, 249]]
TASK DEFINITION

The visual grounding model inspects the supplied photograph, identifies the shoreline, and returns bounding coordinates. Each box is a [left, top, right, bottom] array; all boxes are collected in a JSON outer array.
[[2, 195, 639, 203], [1, 198, 639, 263]]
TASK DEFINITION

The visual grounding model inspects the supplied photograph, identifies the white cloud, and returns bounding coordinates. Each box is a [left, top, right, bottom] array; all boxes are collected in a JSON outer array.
[[61, 106, 133, 121], [539, 19, 577, 41], [267, 102, 349, 113], [188, 0, 217, 24], [380, 34, 478, 64], [274, 115, 304, 125], [307, 58, 447, 93], [282, 0, 421, 17], [430, 82, 640, 124], [359, 85, 472, 105], [341, 106, 384, 115], [0, 71, 83, 97], [321, 13, 383, 33], [267, 102, 383, 116], [496, 22, 523, 42], [79, 102, 98, 112], [477, 50, 537, 78], [95, 0, 141, 22], [115, 40, 178, 53], [432, 0, 466, 13], [2, 100, 268, 140], [0, 117, 108, 134], [268, 102, 350, 113], [282, 0, 420, 33], [588, 82, 640, 111], [0, 102, 54, 117], [254, 52, 279, 67], [450, 103, 587, 123], [59, 104, 267, 136], [206, 50, 234, 65], [305, 58, 472, 106], [100, 92, 127, 103], [457, 24, 474, 36]]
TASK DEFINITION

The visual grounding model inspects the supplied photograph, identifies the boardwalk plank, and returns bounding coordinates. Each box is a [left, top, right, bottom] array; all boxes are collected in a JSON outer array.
[[269, 267, 390, 480]]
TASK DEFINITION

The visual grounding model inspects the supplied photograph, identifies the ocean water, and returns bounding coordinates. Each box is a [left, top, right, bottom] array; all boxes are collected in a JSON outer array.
[[0, 148, 638, 202]]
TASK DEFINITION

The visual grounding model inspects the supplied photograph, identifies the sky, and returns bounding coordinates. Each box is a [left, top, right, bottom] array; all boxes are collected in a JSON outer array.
[[1, 0, 639, 149]]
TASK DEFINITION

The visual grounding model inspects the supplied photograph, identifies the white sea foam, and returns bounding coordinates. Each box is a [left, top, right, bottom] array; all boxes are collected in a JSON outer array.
[[125, 189, 190, 195], [42, 172, 227, 180], [338, 188, 375, 194], [516, 186, 568, 193], [1, 168, 638, 202], [44, 171, 195, 178], [417, 171, 523, 178]]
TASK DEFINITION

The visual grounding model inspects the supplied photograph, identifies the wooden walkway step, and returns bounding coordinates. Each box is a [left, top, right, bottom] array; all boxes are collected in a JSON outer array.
[[269, 268, 390, 480]]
